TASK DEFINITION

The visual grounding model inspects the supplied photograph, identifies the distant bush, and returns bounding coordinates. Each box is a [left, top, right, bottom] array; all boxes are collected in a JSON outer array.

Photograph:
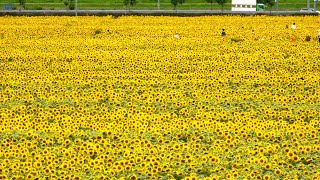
[[17, 0, 26, 9], [123, 0, 136, 10]]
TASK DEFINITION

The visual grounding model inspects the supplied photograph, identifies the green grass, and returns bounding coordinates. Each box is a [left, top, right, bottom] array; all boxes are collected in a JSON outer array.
[[0, 0, 314, 11]]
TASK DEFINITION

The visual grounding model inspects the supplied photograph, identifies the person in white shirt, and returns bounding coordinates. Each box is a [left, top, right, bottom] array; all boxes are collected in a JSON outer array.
[[291, 23, 296, 30], [174, 33, 179, 39], [318, 30, 320, 43]]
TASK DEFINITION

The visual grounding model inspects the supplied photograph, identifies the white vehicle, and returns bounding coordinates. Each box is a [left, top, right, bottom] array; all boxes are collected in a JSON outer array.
[[231, 0, 266, 11], [300, 8, 320, 14]]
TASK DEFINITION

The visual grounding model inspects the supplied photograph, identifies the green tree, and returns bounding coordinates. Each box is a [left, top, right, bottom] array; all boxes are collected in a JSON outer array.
[[17, 0, 26, 9], [264, 0, 275, 12], [63, 0, 69, 9], [215, 0, 227, 13], [69, 0, 75, 10], [171, 0, 185, 11], [63, 0, 75, 10], [206, 0, 214, 11], [124, 0, 137, 10]]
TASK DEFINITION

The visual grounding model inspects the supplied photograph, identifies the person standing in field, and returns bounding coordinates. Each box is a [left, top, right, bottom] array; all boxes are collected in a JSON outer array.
[[174, 32, 179, 39], [318, 30, 320, 43], [221, 29, 226, 36], [291, 23, 296, 30]]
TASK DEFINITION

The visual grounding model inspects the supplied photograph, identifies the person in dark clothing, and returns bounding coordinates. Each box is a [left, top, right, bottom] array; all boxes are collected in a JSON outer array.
[[305, 36, 311, 42], [221, 29, 226, 36]]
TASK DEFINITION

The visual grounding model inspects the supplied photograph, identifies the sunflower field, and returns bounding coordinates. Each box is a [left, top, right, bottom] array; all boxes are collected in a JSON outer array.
[[0, 16, 320, 180]]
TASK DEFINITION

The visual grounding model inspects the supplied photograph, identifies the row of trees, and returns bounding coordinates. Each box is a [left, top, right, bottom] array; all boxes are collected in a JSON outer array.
[[18, 0, 76, 10], [16, 0, 276, 11], [123, 0, 228, 11], [124, 0, 276, 12]]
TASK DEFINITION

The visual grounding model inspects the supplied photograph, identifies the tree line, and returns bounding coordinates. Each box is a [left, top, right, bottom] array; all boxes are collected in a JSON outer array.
[[124, 0, 276, 11], [123, 0, 228, 11], [16, 0, 276, 11]]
